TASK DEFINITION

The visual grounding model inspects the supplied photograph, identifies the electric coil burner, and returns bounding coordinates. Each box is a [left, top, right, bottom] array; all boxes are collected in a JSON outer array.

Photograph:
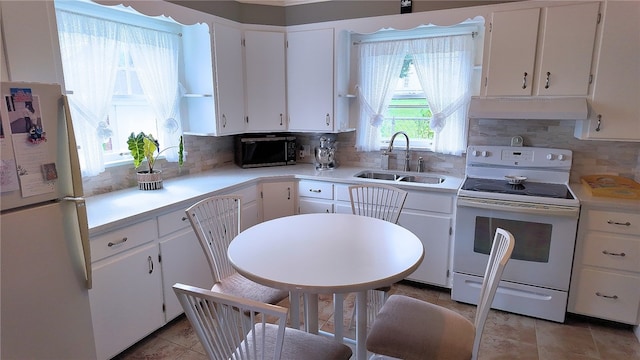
[[452, 146, 580, 323]]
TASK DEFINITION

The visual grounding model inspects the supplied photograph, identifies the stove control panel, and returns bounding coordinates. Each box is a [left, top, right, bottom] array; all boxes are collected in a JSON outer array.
[[467, 146, 572, 169]]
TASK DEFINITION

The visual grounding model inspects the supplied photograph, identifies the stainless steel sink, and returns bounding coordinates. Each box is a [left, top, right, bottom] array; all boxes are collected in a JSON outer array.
[[354, 171, 445, 184]]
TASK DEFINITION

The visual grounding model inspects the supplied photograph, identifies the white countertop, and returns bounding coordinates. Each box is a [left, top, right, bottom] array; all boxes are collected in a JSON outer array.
[[86, 164, 463, 235]]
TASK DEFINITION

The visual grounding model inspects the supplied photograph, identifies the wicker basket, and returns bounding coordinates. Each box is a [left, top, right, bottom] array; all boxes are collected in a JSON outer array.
[[136, 170, 163, 191]]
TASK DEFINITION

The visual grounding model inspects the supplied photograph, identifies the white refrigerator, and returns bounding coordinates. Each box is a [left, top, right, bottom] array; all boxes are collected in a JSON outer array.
[[1, 82, 96, 359]]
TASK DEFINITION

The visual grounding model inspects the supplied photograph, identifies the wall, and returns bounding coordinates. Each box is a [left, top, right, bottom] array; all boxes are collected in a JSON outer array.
[[169, 0, 512, 25], [84, 119, 640, 196]]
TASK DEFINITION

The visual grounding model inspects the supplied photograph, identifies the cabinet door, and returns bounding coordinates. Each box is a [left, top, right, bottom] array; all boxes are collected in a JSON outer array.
[[213, 22, 245, 135], [242, 200, 259, 230], [287, 28, 334, 131], [261, 181, 296, 221], [245, 30, 287, 132], [90, 244, 164, 360], [535, 3, 599, 96], [160, 228, 214, 322], [575, 1, 640, 141], [484, 8, 540, 96], [399, 211, 452, 287]]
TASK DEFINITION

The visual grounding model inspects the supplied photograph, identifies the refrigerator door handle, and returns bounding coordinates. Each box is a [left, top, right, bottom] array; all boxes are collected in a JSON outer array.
[[63, 196, 92, 289]]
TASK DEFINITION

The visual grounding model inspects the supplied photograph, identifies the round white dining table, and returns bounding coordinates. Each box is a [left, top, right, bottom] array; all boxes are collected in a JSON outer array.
[[227, 213, 424, 360]]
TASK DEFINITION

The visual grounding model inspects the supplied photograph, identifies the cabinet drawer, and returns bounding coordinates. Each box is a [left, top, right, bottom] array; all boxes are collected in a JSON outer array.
[[583, 233, 640, 272], [572, 268, 640, 324], [405, 191, 453, 214], [585, 210, 640, 236], [91, 219, 157, 262], [158, 208, 191, 237], [298, 180, 333, 200], [299, 199, 333, 214]]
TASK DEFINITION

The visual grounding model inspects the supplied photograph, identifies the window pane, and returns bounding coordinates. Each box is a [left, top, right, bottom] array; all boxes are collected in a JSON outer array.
[[379, 61, 434, 149]]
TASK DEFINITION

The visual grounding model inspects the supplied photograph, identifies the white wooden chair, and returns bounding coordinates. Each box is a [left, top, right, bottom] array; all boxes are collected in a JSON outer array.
[[185, 195, 288, 306], [349, 184, 408, 224], [366, 227, 515, 360], [347, 184, 409, 328], [173, 283, 353, 360]]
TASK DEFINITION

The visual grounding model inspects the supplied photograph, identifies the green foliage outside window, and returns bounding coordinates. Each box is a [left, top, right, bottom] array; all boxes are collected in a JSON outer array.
[[381, 98, 435, 141]]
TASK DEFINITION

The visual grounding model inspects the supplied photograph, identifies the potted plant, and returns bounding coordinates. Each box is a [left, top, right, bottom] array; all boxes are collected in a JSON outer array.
[[127, 132, 184, 190]]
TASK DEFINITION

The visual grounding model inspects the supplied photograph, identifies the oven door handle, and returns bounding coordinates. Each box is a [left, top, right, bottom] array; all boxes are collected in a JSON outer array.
[[457, 197, 580, 218]]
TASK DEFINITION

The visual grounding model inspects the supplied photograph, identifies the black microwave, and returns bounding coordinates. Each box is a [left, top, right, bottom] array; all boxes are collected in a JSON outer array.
[[234, 135, 297, 168]]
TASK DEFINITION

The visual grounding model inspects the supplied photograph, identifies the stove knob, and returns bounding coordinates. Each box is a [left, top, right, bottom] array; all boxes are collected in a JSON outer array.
[[558, 154, 566, 161], [481, 151, 489, 157], [546, 153, 555, 160], [472, 150, 480, 157]]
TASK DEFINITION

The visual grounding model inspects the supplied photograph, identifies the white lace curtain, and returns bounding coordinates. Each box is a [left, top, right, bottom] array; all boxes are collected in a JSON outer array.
[[56, 9, 182, 176], [410, 35, 474, 155], [355, 33, 475, 155], [355, 41, 407, 152], [56, 10, 120, 177]]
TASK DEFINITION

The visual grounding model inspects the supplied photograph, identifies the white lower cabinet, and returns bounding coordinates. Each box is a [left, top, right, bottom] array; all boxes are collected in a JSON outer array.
[[399, 191, 454, 287], [569, 201, 640, 325], [261, 181, 296, 221], [158, 207, 214, 322], [89, 219, 164, 360]]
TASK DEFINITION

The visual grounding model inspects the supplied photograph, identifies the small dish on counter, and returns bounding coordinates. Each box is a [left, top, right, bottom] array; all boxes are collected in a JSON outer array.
[[505, 175, 527, 185]]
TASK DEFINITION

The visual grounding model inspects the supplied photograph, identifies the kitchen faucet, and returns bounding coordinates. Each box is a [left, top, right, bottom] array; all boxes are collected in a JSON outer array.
[[386, 131, 410, 171]]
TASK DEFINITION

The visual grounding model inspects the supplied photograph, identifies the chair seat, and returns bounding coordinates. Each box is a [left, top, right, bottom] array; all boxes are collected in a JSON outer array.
[[366, 294, 475, 360], [212, 272, 288, 305], [249, 324, 353, 360]]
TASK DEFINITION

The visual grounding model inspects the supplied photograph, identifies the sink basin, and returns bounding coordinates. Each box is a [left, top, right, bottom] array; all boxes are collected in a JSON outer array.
[[354, 171, 445, 184]]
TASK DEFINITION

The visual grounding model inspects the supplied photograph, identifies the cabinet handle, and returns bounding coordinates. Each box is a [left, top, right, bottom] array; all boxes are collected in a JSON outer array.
[[280, 113, 283, 126], [522, 72, 528, 89], [544, 72, 551, 89], [107, 237, 128, 247], [607, 220, 631, 226], [287, 187, 291, 200], [309, 189, 322, 193], [595, 114, 602, 132], [602, 250, 626, 257], [148, 256, 154, 274], [595, 292, 618, 300], [325, 113, 330, 126], [181, 216, 188, 221], [222, 114, 227, 128]]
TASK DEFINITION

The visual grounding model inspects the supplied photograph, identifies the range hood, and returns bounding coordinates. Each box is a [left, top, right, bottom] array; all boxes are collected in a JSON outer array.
[[468, 97, 589, 120]]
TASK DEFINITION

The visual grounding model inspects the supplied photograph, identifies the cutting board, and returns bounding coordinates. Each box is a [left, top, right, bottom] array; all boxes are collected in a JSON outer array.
[[581, 175, 640, 199]]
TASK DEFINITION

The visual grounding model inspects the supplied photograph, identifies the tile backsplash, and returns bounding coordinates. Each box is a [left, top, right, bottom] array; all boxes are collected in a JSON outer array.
[[83, 119, 639, 197]]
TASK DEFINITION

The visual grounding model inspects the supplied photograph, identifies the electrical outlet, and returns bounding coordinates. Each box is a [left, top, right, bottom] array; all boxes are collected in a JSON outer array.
[[302, 145, 311, 157]]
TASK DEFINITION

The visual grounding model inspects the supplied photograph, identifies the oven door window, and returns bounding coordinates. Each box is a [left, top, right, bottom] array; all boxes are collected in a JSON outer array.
[[474, 217, 552, 263]]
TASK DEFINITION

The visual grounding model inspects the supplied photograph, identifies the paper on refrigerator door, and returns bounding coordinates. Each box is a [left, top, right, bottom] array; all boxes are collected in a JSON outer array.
[[3, 89, 55, 197]]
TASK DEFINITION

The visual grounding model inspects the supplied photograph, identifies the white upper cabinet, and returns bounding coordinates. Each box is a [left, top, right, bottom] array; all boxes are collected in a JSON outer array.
[[244, 30, 287, 132], [287, 28, 335, 132], [575, 1, 640, 141], [483, 3, 600, 96], [212, 22, 246, 135]]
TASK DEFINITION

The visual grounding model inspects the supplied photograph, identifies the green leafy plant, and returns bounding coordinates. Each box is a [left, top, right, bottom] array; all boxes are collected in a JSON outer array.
[[127, 132, 184, 173]]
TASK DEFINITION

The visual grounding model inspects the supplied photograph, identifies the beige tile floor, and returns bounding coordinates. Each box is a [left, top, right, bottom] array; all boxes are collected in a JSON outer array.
[[114, 281, 640, 360]]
